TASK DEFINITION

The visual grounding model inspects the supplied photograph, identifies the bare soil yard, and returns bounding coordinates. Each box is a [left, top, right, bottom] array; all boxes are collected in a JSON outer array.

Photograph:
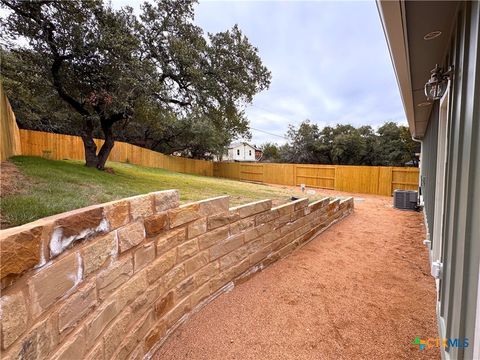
[[155, 193, 438, 360]]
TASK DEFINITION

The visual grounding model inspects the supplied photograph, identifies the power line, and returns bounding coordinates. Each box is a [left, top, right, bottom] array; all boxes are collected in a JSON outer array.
[[248, 103, 304, 126], [246, 103, 300, 141], [249, 126, 288, 140]]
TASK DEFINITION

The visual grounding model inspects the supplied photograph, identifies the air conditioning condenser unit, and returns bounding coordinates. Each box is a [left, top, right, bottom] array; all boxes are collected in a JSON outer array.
[[393, 190, 418, 210]]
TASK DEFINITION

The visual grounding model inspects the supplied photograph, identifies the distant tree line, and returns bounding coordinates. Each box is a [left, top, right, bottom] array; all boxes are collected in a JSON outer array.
[[261, 120, 419, 167]]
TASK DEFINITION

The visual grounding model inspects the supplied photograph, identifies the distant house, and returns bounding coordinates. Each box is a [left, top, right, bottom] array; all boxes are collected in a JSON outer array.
[[226, 142, 262, 162], [255, 148, 263, 161]]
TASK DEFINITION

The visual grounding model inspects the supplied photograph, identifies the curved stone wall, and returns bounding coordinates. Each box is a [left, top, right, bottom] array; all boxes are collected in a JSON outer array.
[[0, 190, 353, 359]]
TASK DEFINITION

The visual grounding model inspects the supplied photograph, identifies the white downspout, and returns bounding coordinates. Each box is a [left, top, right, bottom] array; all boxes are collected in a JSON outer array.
[[412, 136, 423, 204], [412, 136, 432, 262]]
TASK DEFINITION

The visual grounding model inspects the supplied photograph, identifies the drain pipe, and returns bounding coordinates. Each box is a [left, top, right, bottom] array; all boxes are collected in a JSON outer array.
[[412, 136, 431, 251], [413, 136, 443, 278], [413, 135, 435, 271], [411, 135, 423, 206]]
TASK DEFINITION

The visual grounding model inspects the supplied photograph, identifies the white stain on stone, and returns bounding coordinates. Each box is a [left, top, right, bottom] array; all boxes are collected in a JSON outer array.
[[75, 252, 83, 285], [35, 239, 47, 268], [111, 230, 119, 260], [97, 218, 109, 233], [49, 217, 111, 258], [63, 253, 83, 301], [49, 228, 65, 257]]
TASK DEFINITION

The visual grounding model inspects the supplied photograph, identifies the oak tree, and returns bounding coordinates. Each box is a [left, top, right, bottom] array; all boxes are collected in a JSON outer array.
[[1, 0, 270, 168]]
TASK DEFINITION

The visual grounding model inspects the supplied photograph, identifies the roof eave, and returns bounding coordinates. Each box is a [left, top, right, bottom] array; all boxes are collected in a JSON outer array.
[[376, 0, 418, 138]]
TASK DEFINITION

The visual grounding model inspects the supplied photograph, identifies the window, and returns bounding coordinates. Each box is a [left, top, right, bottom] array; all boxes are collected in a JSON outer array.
[[249, 150, 252, 156], [237, 149, 240, 156]]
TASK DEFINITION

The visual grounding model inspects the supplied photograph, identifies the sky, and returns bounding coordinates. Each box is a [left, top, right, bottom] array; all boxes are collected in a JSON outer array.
[[109, 1, 406, 145]]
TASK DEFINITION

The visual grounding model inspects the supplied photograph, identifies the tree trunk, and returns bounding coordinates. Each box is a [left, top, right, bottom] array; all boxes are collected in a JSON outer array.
[[81, 117, 99, 168], [80, 117, 115, 170], [96, 120, 115, 170]]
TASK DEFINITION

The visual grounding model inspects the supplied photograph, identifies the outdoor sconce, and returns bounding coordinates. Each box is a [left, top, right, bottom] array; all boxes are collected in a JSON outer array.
[[424, 64, 454, 101]]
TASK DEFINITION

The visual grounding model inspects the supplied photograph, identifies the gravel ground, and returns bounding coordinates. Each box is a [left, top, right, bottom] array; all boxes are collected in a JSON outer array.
[[154, 193, 439, 360]]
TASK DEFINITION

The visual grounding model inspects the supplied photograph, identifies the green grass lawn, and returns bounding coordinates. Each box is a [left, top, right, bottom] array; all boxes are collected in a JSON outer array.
[[1, 156, 326, 228]]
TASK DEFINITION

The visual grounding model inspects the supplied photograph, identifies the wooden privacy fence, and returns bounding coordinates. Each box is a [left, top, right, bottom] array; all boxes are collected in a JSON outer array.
[[19, 130, 213, 177], [12, 129, 418, 196], [213, 162, 419, 196], [0, 83, 22, 161]]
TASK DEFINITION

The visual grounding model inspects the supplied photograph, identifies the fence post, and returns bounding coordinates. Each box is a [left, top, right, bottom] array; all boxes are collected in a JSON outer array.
[[293, 164, 297, 187], [333, 166, 337, 191]]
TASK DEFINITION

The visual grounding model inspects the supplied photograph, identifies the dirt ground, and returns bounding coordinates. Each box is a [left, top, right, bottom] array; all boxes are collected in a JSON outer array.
[[155, 193, 439, 360], [0, 161, 26, 196], [0, 161, 29, 228]]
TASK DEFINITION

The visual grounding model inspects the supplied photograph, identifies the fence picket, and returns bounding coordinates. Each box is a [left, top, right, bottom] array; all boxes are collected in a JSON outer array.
[[16, 129, 419, 196]]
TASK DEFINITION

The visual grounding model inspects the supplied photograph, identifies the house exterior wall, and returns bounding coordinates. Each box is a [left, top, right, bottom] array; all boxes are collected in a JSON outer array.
[[420, 102, 439, 240], [420, 2, 480, 359], [227, 144, 256, 162]]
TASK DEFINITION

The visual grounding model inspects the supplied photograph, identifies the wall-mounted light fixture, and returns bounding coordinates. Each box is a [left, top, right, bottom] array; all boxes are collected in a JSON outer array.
[[424, 64, 454, 100]]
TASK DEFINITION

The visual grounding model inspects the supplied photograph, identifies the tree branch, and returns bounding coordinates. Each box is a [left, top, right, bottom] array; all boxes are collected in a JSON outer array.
[[3, 0, 91, 117], [156, 95, 191, 107], [51, 57, 90, 116]]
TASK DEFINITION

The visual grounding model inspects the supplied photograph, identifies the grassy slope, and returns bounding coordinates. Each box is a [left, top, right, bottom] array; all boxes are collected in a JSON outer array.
[[1, 156, 326, 228]]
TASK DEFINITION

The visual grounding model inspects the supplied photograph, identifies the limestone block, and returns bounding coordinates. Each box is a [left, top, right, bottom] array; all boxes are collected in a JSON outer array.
[[117, 221, 145, 253], [0, 290, 28, 349], [184, 251, 209, 276], [81, 232, 117, 276], [197, 196, 229, 217], [104, 200, 130, 230], [146, 249, 176, 284], [207, 211, 240, 230], [58, 281, 97, 333], [154, 291, 175, 318], [144, 212, 168, 237], [84, 299, 119, 347], [197, 226, 229, 250], [156, 228, 186, 256], [96, 256, 133, 300], [308, 197, 330, 212], [0, 223, 48, 288], [209, 233, 244, 260], [177, 239, 198, 263], [134, 243, 155, 272], [231, 199, 272, 219], [129, 194, 154, 220], [187, 218, 207, 239], [153, 190, 180, 213], [28, 253, 81, 319], [168, 203, 200, 228], [49, 206, 107, 258]]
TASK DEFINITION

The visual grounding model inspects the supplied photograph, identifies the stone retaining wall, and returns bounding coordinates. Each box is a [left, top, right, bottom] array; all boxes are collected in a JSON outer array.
[[0, 190, 353, 360]]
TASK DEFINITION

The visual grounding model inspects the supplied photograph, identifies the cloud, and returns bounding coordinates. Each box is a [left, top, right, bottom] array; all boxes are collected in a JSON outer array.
[[113, 0, 406, 145]]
